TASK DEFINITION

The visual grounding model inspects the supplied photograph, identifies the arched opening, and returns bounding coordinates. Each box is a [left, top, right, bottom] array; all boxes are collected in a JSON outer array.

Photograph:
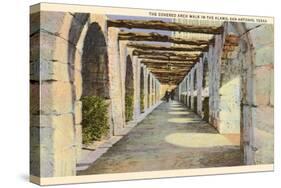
[[202, 58, 209, 121], [140, 67, 145, 113], [193, 70, 197, 112], [125, 55, 134, 122], [81, 22, 111, 145]]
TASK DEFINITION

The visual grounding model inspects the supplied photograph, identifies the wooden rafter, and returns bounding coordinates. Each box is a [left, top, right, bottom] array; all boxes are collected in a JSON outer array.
[[141, 59, 194, 64], [145, 65, 192, 70], [138, 55, 198, 61], [149, 68, 189, 72], [119, 31, 211, 45], [108, 20, 223, 34], [127, 42, 208, 52], [133, 49, 201, 58]]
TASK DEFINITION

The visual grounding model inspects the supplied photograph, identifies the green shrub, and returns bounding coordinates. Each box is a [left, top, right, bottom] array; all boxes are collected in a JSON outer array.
[[125, 94, 134, 121], [140, 93, 145, 113], [81, 96, 109, 145]]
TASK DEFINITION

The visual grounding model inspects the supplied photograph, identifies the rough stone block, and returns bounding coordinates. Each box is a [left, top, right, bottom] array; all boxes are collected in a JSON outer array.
[[253, 65, 272, 106], [74, 101, 82, 124], [253, 106, 274, 134], [30, 83, 40, 115], [53, 147, 76, 177], [74, 70, 82, 100], [30, 12, 40, 36], [40, 32, 76, 64], [249, 24, 274, 49], [75, 124, 83, 161], [254, 44, 274, 67], [254, 127, 274, 164], [41, 81, 73, 114], [30, 33, 40, 64], [52, 113, 76, 176], [74, 47, 82, 71], [40, 11, 66, 38], [30, 126, 54, 177]]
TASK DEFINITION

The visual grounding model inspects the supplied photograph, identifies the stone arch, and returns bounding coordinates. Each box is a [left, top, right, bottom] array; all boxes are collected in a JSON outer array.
[[193, 69, 197, 111], [30, 12, 92, 177], [82, 22, 109, 98], [79, 20, 112, 148], [220, 22, 273, 165], [140, 67, 145, 113], [202, 57, 209, 88], [125, 55, 134, 121], [193, 69, 197, 90], [202, 57, 209, 121]]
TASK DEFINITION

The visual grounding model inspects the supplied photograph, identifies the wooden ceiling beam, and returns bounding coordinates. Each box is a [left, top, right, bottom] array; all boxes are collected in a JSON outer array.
[[133, 49, 201, 58], [141, 59, 195, 64], [119, 31, 211, 46], [127, 43, 208, 52], [138, 55, 197, 61], [108, 20, 223, 34]]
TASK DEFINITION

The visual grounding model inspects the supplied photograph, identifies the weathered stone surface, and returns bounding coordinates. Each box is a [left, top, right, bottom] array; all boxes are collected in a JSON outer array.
[[254, 44, 274, 66], [40, 32, 68, 64], [30, 126, 54, 177], [74, 101, 82, 124], [30, 33, 40, 64], [30, 12, 40, 36], [254, 127, 274, 164], [74, 70, 82, 100], [108, 27, 125, 134], [249, 24, 274, 49], [30, 83, 40, 115], [219, 76, 240, 134], [253, 65, 272, 106], [75, 124, 83, 161], [53, 114, 76, 176], [40, 81, 73, 114]]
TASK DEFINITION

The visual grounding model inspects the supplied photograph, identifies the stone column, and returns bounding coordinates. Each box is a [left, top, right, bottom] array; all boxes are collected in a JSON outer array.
[[132, 55, 141, 119], [30, 12, 90, 177], [108, 27, 125, 135], [143, 66, 148, 111], [119, 40, 128, 124], [197, 58, 203, 116]]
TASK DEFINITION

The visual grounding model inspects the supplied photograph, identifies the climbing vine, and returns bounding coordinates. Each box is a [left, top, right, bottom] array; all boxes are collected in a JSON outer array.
[[81, 96, 109, 145], [140, 93, 145, 113], [125, 94, 134, 121]]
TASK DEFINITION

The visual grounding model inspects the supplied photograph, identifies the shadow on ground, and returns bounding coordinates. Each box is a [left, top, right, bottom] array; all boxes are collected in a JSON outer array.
[[78, 101, 242, 175]]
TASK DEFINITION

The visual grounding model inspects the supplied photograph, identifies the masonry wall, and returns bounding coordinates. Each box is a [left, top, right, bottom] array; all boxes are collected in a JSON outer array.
[[30, 11, 164, 178], [245, 24, 274, 164], [30, 11, 90, 177], [177, 22, 274, 165]]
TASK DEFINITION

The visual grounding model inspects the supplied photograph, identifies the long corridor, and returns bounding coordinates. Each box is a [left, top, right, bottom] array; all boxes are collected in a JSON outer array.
[[78, 101, 241, 175]]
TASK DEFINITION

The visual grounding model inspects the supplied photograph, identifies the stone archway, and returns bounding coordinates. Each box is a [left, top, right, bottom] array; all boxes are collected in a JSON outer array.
[[82, 22, 110, 98], [125, 55, 134, 121], [202, 57, 209, 121], [79, 21, 112, 149]]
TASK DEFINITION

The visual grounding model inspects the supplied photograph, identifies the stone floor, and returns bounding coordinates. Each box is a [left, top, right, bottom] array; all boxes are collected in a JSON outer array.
[[78, 101, 242, 175]]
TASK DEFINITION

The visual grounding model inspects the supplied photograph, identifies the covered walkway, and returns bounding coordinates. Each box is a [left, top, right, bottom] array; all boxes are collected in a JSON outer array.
[[79, 101, 241, 175]]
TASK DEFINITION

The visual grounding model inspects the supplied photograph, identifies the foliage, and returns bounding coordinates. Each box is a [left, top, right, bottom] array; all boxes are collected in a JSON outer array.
[[81, 96, 109, 145], [140, 93, 145, 113], [125, 94, 134, 121]]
